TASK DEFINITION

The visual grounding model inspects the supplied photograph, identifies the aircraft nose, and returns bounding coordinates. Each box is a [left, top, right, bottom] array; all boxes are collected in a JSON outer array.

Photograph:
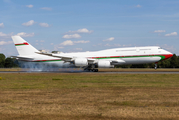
[[163, 54, 173, 60], [169, 54, 173, 58]]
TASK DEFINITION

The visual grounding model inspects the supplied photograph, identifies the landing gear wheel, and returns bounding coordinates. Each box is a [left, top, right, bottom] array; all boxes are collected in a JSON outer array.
[[93, 69, 98, 72], [83, 65, 98, 72], [95, 69, 98, 72], [88, 69, 98, 72]]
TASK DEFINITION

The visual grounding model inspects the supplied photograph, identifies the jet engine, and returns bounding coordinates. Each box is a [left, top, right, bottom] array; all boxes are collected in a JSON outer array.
[[97, 61, 114, 68], [74, 58, 88, 67]]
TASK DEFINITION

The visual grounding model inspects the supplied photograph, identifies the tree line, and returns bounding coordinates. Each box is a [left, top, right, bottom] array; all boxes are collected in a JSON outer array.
[[0, 54, 18, 68], [0, 53, 178, 68]]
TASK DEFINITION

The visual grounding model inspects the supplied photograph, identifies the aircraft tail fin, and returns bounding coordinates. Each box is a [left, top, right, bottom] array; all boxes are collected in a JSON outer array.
[[11, 36, 39, 56]]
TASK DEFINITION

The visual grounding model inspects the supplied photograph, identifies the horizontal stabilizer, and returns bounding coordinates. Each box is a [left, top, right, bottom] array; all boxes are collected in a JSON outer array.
[[11, 56, 34, 61]]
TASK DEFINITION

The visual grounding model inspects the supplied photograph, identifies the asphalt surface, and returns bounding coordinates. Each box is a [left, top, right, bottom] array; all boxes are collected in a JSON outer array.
[[0, 71, 179, 74], [98, 71, 179, 74]]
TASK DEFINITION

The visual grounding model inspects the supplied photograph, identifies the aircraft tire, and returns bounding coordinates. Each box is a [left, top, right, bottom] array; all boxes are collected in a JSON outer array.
[[94, 69, 98, 72], [92, 69, 95, 72], [87, 69, 98, 72]]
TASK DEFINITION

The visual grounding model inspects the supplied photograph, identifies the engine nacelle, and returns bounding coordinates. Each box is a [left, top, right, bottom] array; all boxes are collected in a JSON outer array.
[[74, 58, 88, 67], [97, 61, 114, 68]]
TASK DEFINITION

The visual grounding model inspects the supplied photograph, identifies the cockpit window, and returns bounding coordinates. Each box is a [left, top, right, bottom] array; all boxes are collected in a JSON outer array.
[[158, 47, 162, 49]]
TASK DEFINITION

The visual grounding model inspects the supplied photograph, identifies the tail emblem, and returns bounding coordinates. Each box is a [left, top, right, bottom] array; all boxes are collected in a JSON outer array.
[[15, 42, 29, 46]]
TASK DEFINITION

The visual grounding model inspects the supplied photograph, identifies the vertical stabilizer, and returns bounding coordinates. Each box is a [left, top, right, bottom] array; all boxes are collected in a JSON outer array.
[[12, 36, 39, 56]]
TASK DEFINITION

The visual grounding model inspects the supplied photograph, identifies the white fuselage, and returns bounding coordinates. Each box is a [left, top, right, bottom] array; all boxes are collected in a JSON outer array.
[[27, 46, 172, 67]]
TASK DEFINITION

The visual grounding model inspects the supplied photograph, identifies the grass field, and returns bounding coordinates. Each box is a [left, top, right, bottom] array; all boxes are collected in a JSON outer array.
[[0, 72, 179, 120]]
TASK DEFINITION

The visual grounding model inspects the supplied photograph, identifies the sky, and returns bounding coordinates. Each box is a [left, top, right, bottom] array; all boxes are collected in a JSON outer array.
[[0, 0, 179, 57]]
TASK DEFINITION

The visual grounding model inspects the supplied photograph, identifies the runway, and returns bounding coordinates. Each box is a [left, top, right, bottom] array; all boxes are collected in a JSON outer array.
[[1, 71, 179, 74], [98, 71, 179, 74]]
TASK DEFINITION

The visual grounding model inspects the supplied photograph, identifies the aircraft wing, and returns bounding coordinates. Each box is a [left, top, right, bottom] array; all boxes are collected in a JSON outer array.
[[36, 52, 97, 63], [36, 52, 73, 62]]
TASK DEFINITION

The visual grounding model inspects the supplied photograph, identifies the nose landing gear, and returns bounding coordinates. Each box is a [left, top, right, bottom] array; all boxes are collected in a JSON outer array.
[[155, 63, 157, 70]]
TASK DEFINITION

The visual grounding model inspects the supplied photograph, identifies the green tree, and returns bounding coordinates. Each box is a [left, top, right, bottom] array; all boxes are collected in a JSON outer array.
[[170, 54, 178, 68], [147, 63, 155, 68], [0, 54, 5, 68], [177, 56, 179, 68], [159, 60, 171, 68], [5, 58, 14, 68], [115, 64, 132, 68], [4, 58, 19, 68], [131, 64, 148, 68]]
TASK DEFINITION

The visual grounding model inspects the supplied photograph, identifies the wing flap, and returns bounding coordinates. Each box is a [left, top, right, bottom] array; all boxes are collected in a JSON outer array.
[[111, 59, 125, 63], [36, 52, 73, 62]]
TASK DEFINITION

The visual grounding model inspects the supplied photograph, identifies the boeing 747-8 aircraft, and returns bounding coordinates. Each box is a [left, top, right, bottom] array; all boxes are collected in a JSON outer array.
[[11, 36, 173, 72]]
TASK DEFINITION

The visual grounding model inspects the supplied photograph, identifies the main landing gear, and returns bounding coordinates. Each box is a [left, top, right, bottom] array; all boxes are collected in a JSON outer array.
[[84, 68, 98, 72], [84, 65, 99, 72], [90, 69, 98, 72]]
